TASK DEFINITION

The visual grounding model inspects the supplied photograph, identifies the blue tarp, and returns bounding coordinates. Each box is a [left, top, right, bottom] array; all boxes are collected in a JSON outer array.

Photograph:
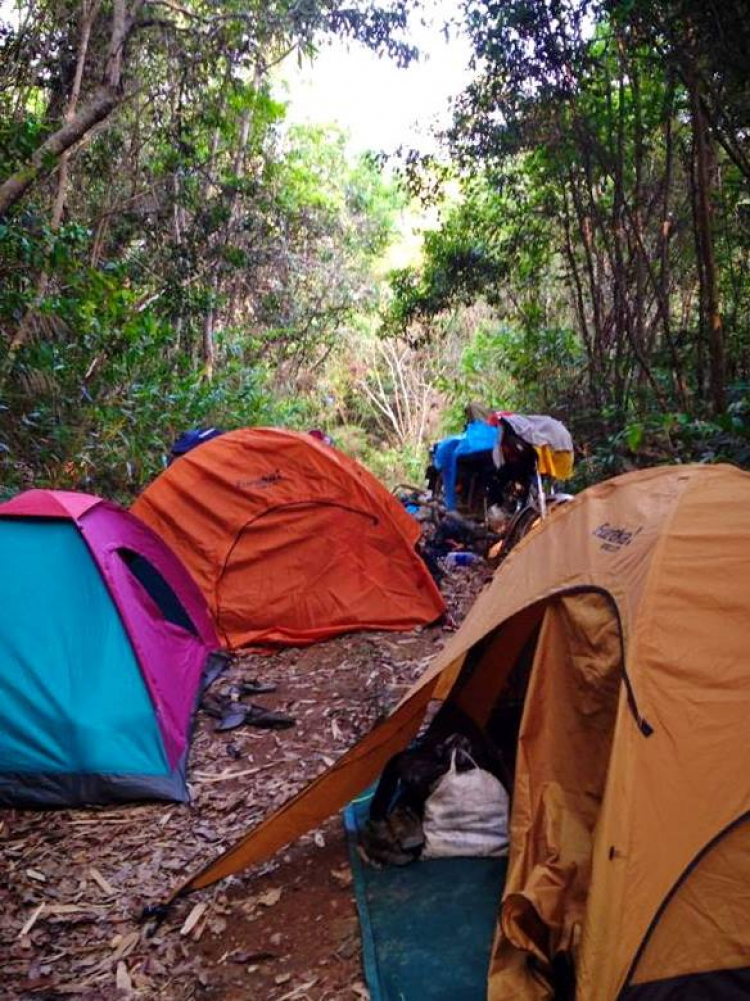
[[433, 421, 498, 510], [345, 789, 507, 1001]]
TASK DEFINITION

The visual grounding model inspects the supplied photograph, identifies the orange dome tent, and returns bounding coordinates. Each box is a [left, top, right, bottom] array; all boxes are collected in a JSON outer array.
[[132, 428, 445, 648], [163, 464, 750, 999]]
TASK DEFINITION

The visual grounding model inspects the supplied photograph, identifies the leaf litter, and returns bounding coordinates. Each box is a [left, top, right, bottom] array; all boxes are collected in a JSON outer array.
[[0, 566, 489, 1000]]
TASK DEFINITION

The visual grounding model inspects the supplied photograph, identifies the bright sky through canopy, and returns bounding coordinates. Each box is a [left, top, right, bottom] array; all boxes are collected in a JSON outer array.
[[282, 2, 474, 156]]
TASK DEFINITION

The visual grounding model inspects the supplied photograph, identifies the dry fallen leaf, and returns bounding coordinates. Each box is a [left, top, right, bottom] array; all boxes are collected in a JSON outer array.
[[331, 867, 353, 887], [258, 887, 282, 907], [89, 867, 115, 896], [330, 719, 344, 741], [112, 930, 140, 961], [277, 979, 319, 1001], [231, 948, 277, 964], [180, 902, 207, 936], [115, 961, 132, 993], [19, 903, 45, 938], [207, 914, 227, 936]]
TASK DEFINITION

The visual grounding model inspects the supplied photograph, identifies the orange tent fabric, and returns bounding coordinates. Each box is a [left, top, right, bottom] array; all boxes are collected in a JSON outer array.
[[166, 463, 750, 999], [131, 428, 444, 648]]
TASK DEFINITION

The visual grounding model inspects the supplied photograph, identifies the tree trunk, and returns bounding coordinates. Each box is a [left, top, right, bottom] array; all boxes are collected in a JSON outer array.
[[53, 1, 100, 227], [202, 300, 216, 381], [631, 52, 647, 395], [2, 0, 102, 381], [658, 77, 688, 406], [612, 40, 628, 410], [204, 63, 263, 372], [0, 90, 117, 217], [561, 176, 599, 405], [0, 0, 142, 218], [687, 60, 725, 413]]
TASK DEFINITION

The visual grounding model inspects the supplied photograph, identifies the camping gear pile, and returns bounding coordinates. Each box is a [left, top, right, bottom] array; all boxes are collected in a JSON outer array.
[[429, 419, 500, 513], [167, 464, 750, 1000], [419, 406, 575, 568], [428, 409, 574, 515], [392, 485, 497, 581], [421, 744, 509, 860], [431, 406, 573, 505], [361, 710, 511, 867]]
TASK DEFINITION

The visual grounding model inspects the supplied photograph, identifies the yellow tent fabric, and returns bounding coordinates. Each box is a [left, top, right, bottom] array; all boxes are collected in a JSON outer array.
[[171, 464, 750, 999]]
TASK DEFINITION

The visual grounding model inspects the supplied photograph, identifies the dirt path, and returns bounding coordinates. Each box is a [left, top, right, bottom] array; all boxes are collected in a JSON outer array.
[[1, 565, 490, 1000]]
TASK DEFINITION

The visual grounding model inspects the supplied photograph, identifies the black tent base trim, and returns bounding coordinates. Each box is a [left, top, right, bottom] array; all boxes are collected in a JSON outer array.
[[621, 966, 750, 1000], [0, 764, 188, 809]]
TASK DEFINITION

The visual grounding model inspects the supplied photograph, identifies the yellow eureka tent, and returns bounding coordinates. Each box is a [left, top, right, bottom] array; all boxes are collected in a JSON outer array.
[[169, 464, 750, 999]]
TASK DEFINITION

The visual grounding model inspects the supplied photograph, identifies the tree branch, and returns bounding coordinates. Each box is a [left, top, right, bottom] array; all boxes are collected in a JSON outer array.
[[0, 0, 145, 218]]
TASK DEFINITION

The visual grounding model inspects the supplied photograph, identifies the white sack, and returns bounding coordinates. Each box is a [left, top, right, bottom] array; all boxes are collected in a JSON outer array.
[[422, 751, 510, 859]]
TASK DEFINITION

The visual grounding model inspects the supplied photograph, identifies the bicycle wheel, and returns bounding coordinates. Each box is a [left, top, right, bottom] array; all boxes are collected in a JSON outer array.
[[499, 494, 574, 559], [501, 505, 541, 556]]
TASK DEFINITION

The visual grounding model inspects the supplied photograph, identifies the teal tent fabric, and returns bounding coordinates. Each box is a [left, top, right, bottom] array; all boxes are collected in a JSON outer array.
[[0, 520, 168, 777], [345, 791, 508, 1001]]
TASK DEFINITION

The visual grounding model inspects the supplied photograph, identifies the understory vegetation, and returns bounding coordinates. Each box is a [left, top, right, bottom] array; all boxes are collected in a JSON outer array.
[[388, 0, 750, 486], [1, 0, 749, 499]]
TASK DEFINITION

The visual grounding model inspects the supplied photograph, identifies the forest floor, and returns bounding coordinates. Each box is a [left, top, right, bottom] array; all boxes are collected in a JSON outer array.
[[1, 564, 491, 1001]]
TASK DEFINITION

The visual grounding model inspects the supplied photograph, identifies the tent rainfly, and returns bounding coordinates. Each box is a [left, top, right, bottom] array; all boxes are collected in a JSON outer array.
[[0, 490, 218, 807], [165, 464, 750, 999], [132, 428, 445, 648]]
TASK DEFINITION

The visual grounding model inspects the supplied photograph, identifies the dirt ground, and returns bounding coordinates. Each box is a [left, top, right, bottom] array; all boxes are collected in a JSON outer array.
[[0, 565, 491, 1001]]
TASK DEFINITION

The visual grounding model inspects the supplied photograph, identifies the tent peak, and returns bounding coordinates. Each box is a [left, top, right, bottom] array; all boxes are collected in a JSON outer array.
[[0, 488, 103, 521]]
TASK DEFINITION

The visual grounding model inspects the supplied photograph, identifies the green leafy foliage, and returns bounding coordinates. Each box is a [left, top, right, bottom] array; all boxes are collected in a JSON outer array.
[[3, 0, 750, 498], [383, 0, 750, 477], [0, 1, 410, 497]]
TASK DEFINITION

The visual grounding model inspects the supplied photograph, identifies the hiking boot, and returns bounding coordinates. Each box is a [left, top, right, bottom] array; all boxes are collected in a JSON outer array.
[[388, 807, 424, 852], [361, 818, 419, 867], [365, 818, 391, 845], [372, 845, 418, 866]]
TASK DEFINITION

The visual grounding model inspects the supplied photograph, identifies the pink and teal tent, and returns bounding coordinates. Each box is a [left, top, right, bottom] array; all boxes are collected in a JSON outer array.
[[0, 489, 219, 807]]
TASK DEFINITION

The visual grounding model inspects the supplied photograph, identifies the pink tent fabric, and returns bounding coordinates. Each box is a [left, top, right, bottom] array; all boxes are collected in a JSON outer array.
[[0, 488, 100, 520]]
